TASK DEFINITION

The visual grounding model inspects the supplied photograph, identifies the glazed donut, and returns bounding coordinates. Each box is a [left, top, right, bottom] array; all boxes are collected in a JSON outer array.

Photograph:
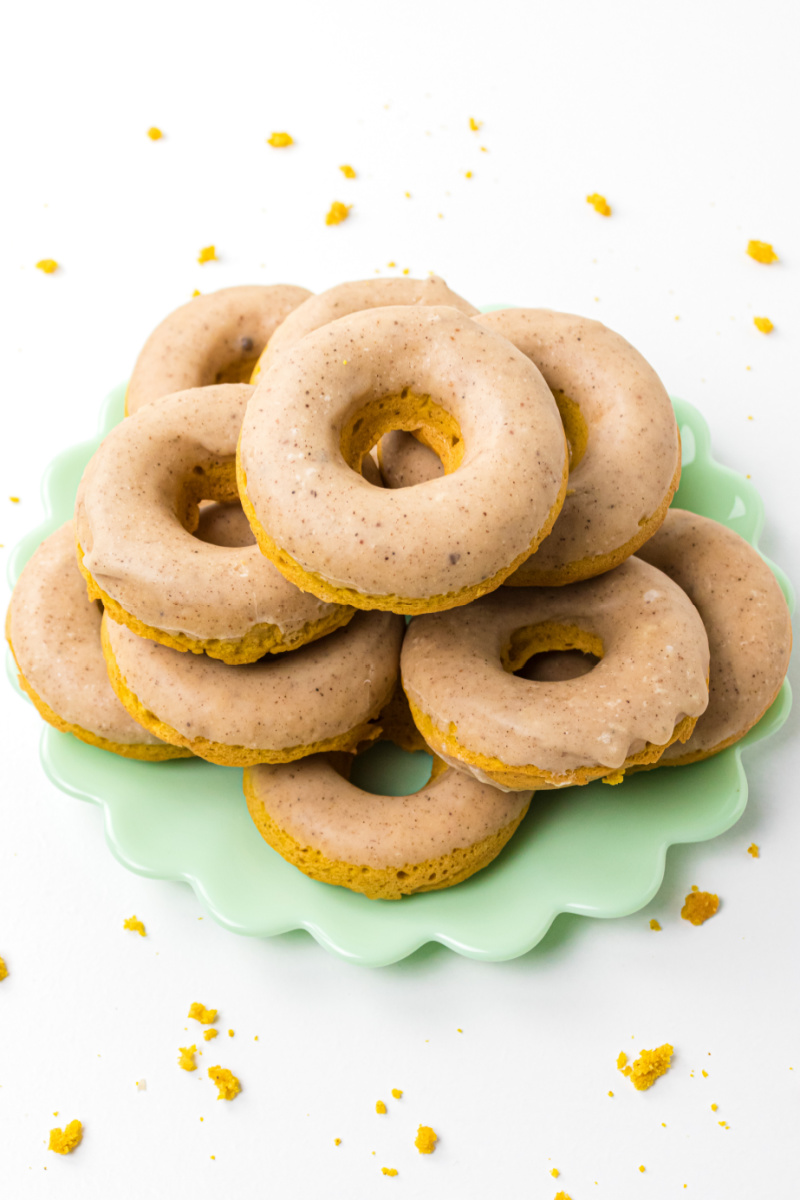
[[378, 309, 681, 586], [75, 384, 354, 664], [243, 750, 531, 901], [6, 523, 189, 760], [238, 306, 569, 614], [126, 284, 311, 414], [636, 508, 792, 764], [101, 610, 404, 767], [250, 275, 478, 380], [401, 557, 710, 790]]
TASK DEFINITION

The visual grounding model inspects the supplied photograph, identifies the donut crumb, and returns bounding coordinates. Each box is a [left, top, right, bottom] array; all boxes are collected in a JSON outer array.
[[203, 1029, 218, 1041], [376, 1100, 387, 1114], [747, 843, 759, 858], [746, 240, 778, 263], [48, 1120, 83, 1155], [147, 127, 163, 141], [339, 164, 356, 178], [618, 1043, 674, 1090], [325, 201, 352, 226], [0, 956, 8, 981], [267, 132, 294, 148], [382, 1167, 399, 1176], [188, 1002, 217, 1025], [681, 886, 719, 926], [415, 1125, 438, 1154], [586, 193, 612, 216], [36, 259, 58, 274], [391, 1088, 403, 1099], [178, 1045, 197, 1071], [123, 915, 146, 936], [197, 246, 217, 265], [649, 919, 662, 931], [753, 317, 774, 334], [208, 1066, 240, 1101]]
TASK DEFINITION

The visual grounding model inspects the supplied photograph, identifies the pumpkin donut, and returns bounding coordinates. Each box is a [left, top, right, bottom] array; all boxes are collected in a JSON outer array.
[[6, 523, 189, 760], [243, 748, 531, 901], [636, 508, 792, 765], [238, 305, 568, 614], [378, 309, 681, 586], [126, 284, 311, 414], [75, 384, 354, 665], [101, 609, 404, 767], [250, 275, 478, 380], [401, 557, 710, 790]]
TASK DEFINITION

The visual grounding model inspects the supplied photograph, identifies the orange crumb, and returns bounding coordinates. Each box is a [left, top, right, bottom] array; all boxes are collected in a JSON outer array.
[[402, 268, 410, 275], [465, 170, 474, 179], [267, 132, 293, 148], [554, 1193, 573, 1200], [36, 259, 58, 274], [457, 1028, 463, 1033], [480, 145, 488, 152], [203, 1029, 218, 1041], [325, 201, 352, 226], [0, 957, 8, 981], [551, 1167, 560, 1177], [649, 919, 662, 931], [415, 1125, 438, 1154], [619, 1044, 673, 1090], [404, 191, 411, 198], [9, 496, 20, 503], [711, 1103, 718, 1111], [227, 1030, 234, 1038], [747, 843, 759, 858], [469, 117, 483, 131], [147, 127, 163, 141], [639, 1165, 646, 1173], [391, 1089, 403, 1099], [608, 1091, 614, 1097], [197, 246, 217, 265], [681, 887, 719, 926], [339, 164, 356, 179], [123, 915, 146, 936], [387, 261, 396, 268], [48, 1120, 82, 1155], [719, 1121, 728, 1128], [753, 317, 773, 334], [334, 1138, 341, 1146], [376, 1100, 387, 1114], [208, 1066, 240, 1101], [586, 193, 612, 216], [617, 1052, 628, 1070], [188, 1003, 217, 1025], [178, 1044, 197, 1071], [382, 1167, 399, 1176], [747, 240, 778, 264]]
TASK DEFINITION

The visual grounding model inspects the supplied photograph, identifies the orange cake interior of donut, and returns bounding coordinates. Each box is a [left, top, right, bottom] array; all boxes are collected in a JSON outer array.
[[174, 459, 240, 533], [215, 357, 261, 385], [551, 390, 589, 474], [339, 390, 464, 478], [501, 620, 604, 674]]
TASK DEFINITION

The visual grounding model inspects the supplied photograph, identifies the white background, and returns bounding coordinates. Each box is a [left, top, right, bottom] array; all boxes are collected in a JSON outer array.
[[2, 1, 798, 1196]]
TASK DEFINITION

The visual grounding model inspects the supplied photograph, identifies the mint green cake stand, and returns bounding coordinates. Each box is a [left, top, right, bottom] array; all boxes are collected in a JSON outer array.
[[7, 384, 793, 967]]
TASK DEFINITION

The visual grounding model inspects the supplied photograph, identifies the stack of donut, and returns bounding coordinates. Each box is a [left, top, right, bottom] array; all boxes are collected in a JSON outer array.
[[7, 279, 792, 901]]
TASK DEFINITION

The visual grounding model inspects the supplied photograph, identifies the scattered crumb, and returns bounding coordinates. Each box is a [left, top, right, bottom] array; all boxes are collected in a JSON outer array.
[[382, 1167, 399, 1176], [203, 1029, 218, 1041], [376, 1100, 387, 1115], [465, 171, 474, 179], [123, 915, 146, 937], [747, 843, 759, 858], [554, 1193, 572, 1200], [36, 259, 58, 274], [178, 1045, 198, 1072], [197, 246, 217, 265], [146, 127, 163, 141], [618, 1044, 674, 1091], [267, 132, 294, 148], [702, 1069, 708, 1077], [402, 268, 410, 275], [387, 261, 396, 268], [188, 1003, 217, 1025], [469, 117, 483, 131], [136, 1079, 146, 1091], [608, 1091, 614, 1097], [10, 496, 20, 503], [551, 1167, 560, 1177], [415, 1126, 438, 1154], [391, 1089, 403, 1099], [649, 919, 662, 931], [718, 1121, 729, 1128], [48, 1120, 83, 1155], [753, 317, 774, 334], [334, 1138, 341, 1146], [639, 1165, 646, 1173], [208, 1066, 241, 1101], [227, 1030, 234, 1038], [192, 289, 201, 297], [711, 1103, 718, 1112], [586, 193, 612, 216], [681, 887, 719, 926], [339, 164, 356, 179], [325, 201, 352, 226], [0, 956, 8, 981], [404, 191, 411, 198], [746, 240, 778, 264], [617, 1052, 628, 1070]]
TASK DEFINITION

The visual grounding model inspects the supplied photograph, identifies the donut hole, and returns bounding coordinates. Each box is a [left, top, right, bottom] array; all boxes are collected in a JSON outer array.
[[551, 390, 589, 471], [345, 739, 437, 796], [503, 621, 604, 679], [176, 458, 240, 534], [340, 391, 463, 484], [215, 355, 262, 386], [192, 501, 257, 549]]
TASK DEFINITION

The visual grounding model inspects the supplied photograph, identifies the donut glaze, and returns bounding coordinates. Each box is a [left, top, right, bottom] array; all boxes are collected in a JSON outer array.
[[6, 523, 188, 759], [75, 384, 353, 663], [244, 753, 531, 900], [401, 557, 710, 790], [636, 508, 792, 764], [250, 275, 478, 379], [126, 284, 311, 414], [101, 610, 404, 766], [238, 306, 568, 613]]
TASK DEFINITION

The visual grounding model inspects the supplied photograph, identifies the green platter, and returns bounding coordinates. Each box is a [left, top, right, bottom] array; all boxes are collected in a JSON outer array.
[[7, 381, 793, 967]]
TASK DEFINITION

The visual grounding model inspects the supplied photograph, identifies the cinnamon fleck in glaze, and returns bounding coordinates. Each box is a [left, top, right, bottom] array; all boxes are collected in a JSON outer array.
[[126, 284, 311, 413], [636, 508, 792, 762]]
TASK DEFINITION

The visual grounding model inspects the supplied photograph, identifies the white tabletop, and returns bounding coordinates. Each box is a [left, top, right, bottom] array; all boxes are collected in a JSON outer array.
[[2, 2, 798, 1196]]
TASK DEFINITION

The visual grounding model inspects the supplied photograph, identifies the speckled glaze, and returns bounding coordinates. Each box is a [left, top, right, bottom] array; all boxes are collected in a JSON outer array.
[[402, 557, 710, 778], [6, 522, 165, 746], [75, 384, 347, 645], [103, 610, 404, 751], [637, 509, 792, 761], [239, 306, 568, 603], [252, 276, 478, 377], [378, 430, 442, 488], [477, 309, 680, 581], [126, 284, 311, 413], [244, 754, 531, 868]]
